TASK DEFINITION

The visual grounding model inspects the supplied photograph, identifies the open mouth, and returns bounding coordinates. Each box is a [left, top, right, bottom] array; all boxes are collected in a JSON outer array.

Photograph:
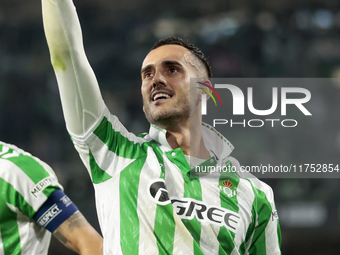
[[152, 91, 173, 101]]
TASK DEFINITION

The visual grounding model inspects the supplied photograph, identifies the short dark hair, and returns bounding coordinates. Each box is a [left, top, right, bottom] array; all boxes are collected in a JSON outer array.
[[151, 37, 212, 78]]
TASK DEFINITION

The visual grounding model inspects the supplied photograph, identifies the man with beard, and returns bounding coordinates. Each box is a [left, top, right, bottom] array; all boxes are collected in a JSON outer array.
[[41, 0, 281, 254]]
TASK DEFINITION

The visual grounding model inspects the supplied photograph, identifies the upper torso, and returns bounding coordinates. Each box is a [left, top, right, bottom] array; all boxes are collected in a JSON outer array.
[[71, 109, 280, 255]]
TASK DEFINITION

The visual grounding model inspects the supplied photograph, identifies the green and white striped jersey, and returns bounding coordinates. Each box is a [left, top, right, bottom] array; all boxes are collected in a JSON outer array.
[[0, 142, 62, 255], [41, 0, 281, 253], [71, 107, 282, 255]]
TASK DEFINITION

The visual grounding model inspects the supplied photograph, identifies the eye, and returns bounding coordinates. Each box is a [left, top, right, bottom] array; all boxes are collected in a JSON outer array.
[[168, 67, 179, 74], [143, 72, 153, 79]]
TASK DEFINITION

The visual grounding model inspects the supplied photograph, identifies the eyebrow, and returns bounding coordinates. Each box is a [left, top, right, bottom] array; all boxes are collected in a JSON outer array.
[[141, 60, 183, 74], [141, 64, 152, 75], [163, 60, 182, 67]]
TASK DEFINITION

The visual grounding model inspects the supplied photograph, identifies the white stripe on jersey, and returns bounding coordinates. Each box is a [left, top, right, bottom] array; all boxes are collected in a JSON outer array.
[[137, 151, 162, 255], [0, 229, 3, 255], [233, 179, 255, 251], [164, 156, 184, 199], [199, 178, 221, 255], [265, 216, 280, 255], [88, 135, 136, 177], [172, 212, 195, 255], [231, 247, 241, 255], [95, 179, 122, 255], [4, 204, 51, 255], [163, 156, 194, 254], [245, 209, 259, 254], [17, 214, 50, 254]]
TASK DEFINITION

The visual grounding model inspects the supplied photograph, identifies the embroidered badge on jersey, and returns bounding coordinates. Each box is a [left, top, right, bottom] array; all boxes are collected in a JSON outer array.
[[219, 179, 238, 198]]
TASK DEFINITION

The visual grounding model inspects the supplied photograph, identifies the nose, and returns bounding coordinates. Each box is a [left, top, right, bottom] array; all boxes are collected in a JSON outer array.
[[152, 70, 166, 88]]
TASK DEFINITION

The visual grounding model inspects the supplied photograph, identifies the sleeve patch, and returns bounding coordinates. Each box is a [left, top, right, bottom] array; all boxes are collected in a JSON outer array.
[[30, 177, 58, 198]]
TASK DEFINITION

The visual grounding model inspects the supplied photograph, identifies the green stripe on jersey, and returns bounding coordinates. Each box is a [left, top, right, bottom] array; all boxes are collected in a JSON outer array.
[[0, 179, 32, 255], [247, 183, 273, 255], [119, 156, 147, 254], [150, 143, 176, 254], [89, 151, 112, 184], [154, 203, 176, 254], [0, 215, 21, 255], [93, 117, 146, 159], [239, 206, 256, 255], [0, 176, 35, 218], [217, 177, 240, 255], [165, 149, 204, 254]]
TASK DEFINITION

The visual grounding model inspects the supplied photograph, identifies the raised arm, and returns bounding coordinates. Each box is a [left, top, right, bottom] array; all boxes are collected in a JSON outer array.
[[53, 211, 103, 255], [42, 0, 106, 136]]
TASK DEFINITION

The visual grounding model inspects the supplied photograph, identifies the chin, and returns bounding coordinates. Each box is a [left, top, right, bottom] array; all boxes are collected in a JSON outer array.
[[151, 111, 190, 129], [149, 113, 173, 125]]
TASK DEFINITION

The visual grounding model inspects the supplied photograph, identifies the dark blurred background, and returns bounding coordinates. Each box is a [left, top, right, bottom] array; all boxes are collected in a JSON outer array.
[[1, 0, 340, 254]]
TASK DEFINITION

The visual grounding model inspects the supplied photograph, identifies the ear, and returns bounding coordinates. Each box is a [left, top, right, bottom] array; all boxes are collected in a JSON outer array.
[[198, 79, 212, 101]]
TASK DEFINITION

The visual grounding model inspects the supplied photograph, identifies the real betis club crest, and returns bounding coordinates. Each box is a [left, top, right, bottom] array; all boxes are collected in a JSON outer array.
[[219, 179, 238, 198]]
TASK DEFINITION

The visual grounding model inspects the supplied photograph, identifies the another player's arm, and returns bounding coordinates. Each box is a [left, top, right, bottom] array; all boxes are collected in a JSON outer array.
[[53, 211, 103, 255], [33, 189, 103, 255], [42, 0, 106, 137]]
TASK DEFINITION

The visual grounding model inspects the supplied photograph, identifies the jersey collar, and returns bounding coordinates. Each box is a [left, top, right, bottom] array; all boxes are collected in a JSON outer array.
[[148, 122, 234, 161]]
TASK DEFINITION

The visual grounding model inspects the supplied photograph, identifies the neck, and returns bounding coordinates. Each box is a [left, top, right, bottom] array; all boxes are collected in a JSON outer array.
[[165, 114, 210, 159]]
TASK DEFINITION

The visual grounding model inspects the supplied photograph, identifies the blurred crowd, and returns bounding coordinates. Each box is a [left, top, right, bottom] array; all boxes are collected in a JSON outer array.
[[1, 0, 340, 254]]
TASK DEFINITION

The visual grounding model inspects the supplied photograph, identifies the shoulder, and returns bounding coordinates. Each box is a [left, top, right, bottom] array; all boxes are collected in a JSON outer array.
[[80, 111, 150, 146], [0, 141, 61, 205], [247, 177, 274, 199], [221, 155, 275, 201], [243, 177, 276, 216], [0, 141, 57, 179]]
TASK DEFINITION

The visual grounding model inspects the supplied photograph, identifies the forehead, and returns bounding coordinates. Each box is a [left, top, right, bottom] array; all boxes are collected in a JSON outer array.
[[142, 44, 192, 69]]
